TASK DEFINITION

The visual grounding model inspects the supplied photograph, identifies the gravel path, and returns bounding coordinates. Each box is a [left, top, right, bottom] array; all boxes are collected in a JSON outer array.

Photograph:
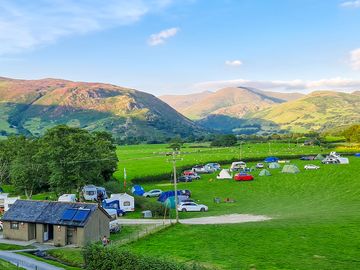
[[180, 214, 271, 224], [116, 214, 271, 225]]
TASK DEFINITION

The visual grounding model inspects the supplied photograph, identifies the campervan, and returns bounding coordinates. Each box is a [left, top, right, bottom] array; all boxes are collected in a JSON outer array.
[[230, 161, 246, 172]]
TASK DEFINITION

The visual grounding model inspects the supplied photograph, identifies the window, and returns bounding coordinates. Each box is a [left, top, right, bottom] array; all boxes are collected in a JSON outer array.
[[124, 201, 131, 206], [10, 222, 19, 230]]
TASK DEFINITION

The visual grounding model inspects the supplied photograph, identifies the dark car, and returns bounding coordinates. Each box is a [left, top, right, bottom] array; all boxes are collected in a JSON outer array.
[[179, 189, 191, 197], [170, 176, 193, 183]]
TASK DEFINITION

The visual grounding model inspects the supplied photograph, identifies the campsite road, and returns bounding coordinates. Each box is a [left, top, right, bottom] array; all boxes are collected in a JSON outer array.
[[117, 214, 271, 225], [0, 250, 64, 270]]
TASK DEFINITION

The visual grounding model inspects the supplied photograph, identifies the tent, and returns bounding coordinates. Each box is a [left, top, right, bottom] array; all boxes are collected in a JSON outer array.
[[355, 153, 360, 157], [314, 154, 325, 160], [131, 185, 145, 196], [163, 195, 188, 209], [259, 169, 271, 176], [264, 157, 279, 163], [282, 164, 300, 174], [217, 169, 232, 179], [268, 162, 281, 169]]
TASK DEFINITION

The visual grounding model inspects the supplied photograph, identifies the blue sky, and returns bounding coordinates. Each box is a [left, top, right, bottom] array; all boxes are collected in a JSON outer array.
[[1, 0, 360, 95]]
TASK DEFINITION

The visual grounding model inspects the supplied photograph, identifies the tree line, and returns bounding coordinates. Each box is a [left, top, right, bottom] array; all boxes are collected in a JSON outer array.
[[0, 125, 118, 199]]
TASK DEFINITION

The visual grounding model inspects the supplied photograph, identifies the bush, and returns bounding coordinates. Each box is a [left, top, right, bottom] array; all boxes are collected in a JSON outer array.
[[103, 181, 124, 194], [210, 135, 237, 147], [83, 244, 209, 270], [134, 196, 169, 217]]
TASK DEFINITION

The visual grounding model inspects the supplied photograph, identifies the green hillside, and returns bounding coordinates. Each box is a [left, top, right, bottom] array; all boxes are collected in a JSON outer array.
[[0, 77, 203, 140], [248, 91, 360, 133]]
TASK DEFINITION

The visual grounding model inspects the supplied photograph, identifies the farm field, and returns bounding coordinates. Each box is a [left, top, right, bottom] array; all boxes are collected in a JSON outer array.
[[114, 142, 331, 182], [123, 157, 360, 269]]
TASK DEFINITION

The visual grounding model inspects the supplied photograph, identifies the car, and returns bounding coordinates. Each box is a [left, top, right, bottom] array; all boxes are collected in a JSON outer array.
[[177, 202, 208, 212], [183, 171, 201, 179], [179, 189, 191, 197], [192, 165, 211, 174], [206, 163, 221, 171], [234, 173, 254, 181], [179, 198, 195, 203], [109, 220, 121, 233], [304, 164, 320, 170], [321, 157, 339, 164], [143, 189, 163, 198], [0, 221, 3, 231], [256, 163, 264, 169], [178, 176, 193, 182], [300, 156, 315, 161]]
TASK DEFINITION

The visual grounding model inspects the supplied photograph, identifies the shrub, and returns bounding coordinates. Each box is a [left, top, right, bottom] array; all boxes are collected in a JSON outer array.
[[103, 181, 124, 194], [83, 244, 209, 270], [134, 196, 169, 217]]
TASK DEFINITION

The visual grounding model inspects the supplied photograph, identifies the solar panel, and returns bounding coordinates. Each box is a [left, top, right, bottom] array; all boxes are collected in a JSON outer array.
[[72, 209, 91, 222], [61, 209, 77, 221]]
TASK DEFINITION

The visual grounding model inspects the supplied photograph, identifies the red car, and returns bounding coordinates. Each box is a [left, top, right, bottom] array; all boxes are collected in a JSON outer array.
[[234, 173, 254, 181]]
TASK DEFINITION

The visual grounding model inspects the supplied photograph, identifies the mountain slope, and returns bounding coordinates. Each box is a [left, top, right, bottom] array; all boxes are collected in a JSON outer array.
[[159, 87, 303, 119], [247, 91, 360, 132], [0, 77, 203, 139]]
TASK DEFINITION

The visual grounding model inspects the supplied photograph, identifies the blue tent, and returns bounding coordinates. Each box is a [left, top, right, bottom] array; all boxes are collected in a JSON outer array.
[[131, 185, 145, 196], [355, 153, 360, 157], [264, 156, 279, 163]]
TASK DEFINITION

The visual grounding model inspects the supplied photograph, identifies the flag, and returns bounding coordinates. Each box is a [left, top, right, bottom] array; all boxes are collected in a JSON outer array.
[[123, 168, 127, 190]]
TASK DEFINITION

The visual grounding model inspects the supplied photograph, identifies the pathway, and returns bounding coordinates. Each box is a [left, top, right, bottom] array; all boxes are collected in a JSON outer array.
[[116, 214, 271, 225], [0, 250, 64, 270]]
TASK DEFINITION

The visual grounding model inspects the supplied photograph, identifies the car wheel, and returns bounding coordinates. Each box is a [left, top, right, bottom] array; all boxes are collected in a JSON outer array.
[[146, 195, 150, 198], [182, 208, 187, 212], [200, 208, 205, 212]]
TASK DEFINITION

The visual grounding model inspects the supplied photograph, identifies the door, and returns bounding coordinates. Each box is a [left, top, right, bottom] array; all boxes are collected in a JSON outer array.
[[66, 227, 77, 245], [43, 224, 48, 241]]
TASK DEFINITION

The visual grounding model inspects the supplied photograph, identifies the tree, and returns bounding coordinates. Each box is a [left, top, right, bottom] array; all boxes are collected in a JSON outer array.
[[168, 137, 183, 151], [210, 134, 237, 147], [10, 138, 47, 199], [40, 125, 118, 195], [343, 125, 360, 143]]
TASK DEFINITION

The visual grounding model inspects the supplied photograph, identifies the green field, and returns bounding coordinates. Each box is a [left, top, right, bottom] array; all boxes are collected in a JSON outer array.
[[114, 143, 329, 182], [123, 157, 360, 269]]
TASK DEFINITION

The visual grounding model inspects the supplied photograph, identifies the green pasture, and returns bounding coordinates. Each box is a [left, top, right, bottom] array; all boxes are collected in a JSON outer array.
[[124, 157, 360, 269], [114, 143, 329, 182]]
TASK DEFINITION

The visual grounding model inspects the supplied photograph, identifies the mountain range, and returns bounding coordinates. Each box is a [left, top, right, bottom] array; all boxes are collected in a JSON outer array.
[[0, 77, 203, 140], [160, 87, 360, 134], [0, 77, 359, 139]]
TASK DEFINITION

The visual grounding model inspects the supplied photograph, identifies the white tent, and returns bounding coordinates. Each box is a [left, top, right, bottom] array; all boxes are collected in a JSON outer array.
[[110, 193, 135, 212], [217, 169, 232, 179]]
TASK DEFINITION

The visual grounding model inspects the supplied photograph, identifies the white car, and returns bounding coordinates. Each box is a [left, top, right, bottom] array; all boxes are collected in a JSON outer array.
[[256, 163, 264, 169], [143, 189, 162, 198], [304, 164, 320, 170], [177, 202, 208, 212]]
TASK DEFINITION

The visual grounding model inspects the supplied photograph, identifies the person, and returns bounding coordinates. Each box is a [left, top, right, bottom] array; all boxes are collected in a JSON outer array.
[[102, 235, 109, 246]]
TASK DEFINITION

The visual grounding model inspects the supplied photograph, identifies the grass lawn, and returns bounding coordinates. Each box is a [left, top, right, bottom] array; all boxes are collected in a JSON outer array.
[[123, 157, 360, 269], [114, 143, 330, 182], [0, 243, 33, 251], [47, 248, 84, 268], [0, 258, 25, 270], [18, 252, 83, 270]]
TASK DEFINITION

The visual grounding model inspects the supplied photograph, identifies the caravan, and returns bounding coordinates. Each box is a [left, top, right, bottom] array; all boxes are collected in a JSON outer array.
[[82, 185, 108, 201], [230, 161, 246, 172], [109, 193, 135, 212]]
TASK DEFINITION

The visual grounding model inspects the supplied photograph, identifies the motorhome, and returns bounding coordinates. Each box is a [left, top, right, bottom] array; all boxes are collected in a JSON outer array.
[[82, 185, 108, 201]]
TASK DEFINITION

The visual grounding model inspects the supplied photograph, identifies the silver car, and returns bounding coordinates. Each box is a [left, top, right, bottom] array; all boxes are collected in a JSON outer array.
[[143, 189, 163, 198]]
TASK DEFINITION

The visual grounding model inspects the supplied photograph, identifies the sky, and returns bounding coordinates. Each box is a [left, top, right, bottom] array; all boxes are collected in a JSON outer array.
[[1, 0, 360, 95]]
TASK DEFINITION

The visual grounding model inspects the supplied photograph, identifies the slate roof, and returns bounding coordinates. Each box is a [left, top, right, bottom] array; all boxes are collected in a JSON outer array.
[[2, 200, 104, 227]]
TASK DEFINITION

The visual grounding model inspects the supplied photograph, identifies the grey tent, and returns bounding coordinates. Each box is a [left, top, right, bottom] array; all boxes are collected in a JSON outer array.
[[315, 154, 325, 160], [268, 162, 281, 169], [282, 164, 300, 174], [259, 169, 271, 176]]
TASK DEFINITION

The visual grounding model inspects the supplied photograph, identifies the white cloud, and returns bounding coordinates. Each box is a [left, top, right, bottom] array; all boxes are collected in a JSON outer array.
[[148, 27, 180, 46], [350, 48, 360, 70], [193, 78, 360, 93], [225, 60, 242, 67], [340, 0, 360, 8], [0, 0, 173, 55]]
